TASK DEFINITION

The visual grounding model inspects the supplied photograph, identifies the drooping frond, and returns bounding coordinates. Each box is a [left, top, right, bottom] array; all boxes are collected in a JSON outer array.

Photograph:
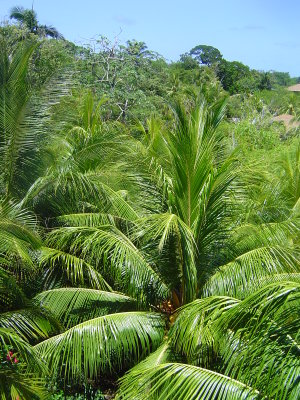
[[228, 272, 300, 299], [35, 312, 165, 383], [35, 288, 136, 327], [46, 226, 169, 303], [9, 6, 29, 23], [0, 307, 60, 342], [214, 282, 300, 399], [57, 212, 117, 227], [40, 247, 112, 291], [0, 36, 71, 199], [0, 371, 48, 400], [203, 245, 299, 298], [56, 181, 139, 224], [168, 281, 300, 399], [22, 168, 139, 221], [116, 363, 260, 400], [0, 328, 46, 373], [0, 267, 27, 310], [38, 24, 64, 39], [0, 200, 41, 271]]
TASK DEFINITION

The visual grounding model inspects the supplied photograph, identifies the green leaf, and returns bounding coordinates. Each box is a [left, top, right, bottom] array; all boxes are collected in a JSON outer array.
[[0, 307, 60, 342], [35, 288, 136, 327], [203, 245, 299, 298], [40, 247, 112, 291], [35, 312, 165, 382], [46, 226, 169, 303], [116, 363, 261, 400]]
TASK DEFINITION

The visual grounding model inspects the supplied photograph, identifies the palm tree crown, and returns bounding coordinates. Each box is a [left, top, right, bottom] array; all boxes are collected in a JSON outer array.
[[10, 6, 63, 39]]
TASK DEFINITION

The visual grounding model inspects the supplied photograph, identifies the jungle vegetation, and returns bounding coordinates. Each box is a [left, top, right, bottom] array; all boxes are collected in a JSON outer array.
[[0, 7, 299, 400]]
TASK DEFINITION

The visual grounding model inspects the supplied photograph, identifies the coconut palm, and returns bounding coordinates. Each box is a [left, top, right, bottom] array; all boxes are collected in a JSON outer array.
[[0, 41, 298, 398], [27, 98, 299, 398], [9, 6, 63, 39], [0, 38, 70, 200]]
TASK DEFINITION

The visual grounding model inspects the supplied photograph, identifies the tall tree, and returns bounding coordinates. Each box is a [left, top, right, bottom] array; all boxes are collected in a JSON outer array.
[[190, 44, 223, 66], [10, 6, 63, 39]]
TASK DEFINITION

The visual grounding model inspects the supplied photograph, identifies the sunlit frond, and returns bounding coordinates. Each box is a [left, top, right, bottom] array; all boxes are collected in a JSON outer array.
[[35, 287, 136, 327], [0, 307, 60, 342], [117, 363, 260, 400], [169, 296, 239, 366], [46, 226, 169, 303], [35, 312, 165, 383], [203, 245, 299, 298]]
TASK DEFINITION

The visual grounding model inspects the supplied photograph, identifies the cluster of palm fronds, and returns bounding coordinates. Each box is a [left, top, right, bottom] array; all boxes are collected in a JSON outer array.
[[0, 40, 299, 400]]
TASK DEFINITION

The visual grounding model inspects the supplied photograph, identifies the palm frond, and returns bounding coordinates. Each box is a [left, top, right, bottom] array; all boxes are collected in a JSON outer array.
[[0, 328, 45, 373], [169, 296, 239, 366], [40, 247, 112, 291], [169, 281, 299, 399], [35, 312, 165, 383], [0, 267, 27, 311], [0, 307, 60, 342], [0, 201, 41, 273], [35, 288, 136, 327], [46, 226, 169, 303], [116, 363, 260, 400], [203, 245, 299, 298], [0, 371, 48, 400], [0, 328, 47, 399], [137, 213, 197, 304], [127, 342, 175, 372], [214, 282, 300, 399]]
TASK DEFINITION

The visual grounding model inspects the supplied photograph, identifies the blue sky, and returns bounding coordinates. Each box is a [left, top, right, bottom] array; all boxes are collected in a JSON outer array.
[[0, 0, 299, 76]]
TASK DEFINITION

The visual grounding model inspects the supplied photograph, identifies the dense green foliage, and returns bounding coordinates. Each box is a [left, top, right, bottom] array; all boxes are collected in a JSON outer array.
[[0, 7, 299, 400]]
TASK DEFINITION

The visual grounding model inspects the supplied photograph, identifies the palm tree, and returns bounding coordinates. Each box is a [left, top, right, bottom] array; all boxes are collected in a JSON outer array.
[[0, 42, 298, 398], [0, 38, 70, 199], [28, 99, 299, 398], [10, 6, 63, 39]]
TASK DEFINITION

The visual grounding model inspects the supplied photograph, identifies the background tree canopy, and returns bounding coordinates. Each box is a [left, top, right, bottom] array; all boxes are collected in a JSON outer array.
[[189, 44, 223, 66]]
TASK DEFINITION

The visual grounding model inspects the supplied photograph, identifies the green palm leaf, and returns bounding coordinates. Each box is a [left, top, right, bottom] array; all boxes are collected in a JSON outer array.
[[0, 40, 70, 198], [169, 296, 239, 366], [137, 213, 197, 304], [216, 282, 300, 399], [46, 226, 169, 303], [35, 312, 165, 383], [170, 282, 299, 399], [203, 245, 299, 298], [0, 328, 45, 372], [0, 307, 60, 342], [0, 201, 41, 265], [35, 288, 136, 327], [0, 328, 47, 399], [40, 247, 112, 291], [0, 267, 27, 310], [0, 371, 48, 400], [116, 363, 260, 400]]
